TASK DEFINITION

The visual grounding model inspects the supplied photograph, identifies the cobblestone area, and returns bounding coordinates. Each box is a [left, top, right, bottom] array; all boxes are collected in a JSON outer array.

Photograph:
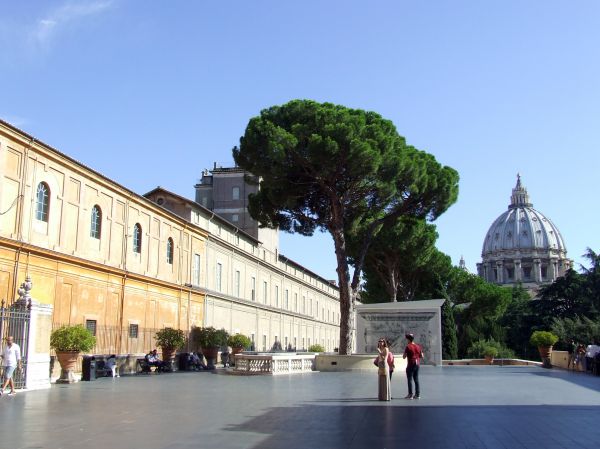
[[2, 366, 600, 448]]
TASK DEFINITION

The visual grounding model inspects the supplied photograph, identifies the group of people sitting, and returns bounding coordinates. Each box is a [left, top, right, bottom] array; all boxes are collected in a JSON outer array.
[[144, 349, 208, 372]]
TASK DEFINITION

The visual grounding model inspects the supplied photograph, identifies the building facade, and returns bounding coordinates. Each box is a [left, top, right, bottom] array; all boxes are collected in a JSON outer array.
[[477, 175, 570, 291], [0, 119, 340, 356]]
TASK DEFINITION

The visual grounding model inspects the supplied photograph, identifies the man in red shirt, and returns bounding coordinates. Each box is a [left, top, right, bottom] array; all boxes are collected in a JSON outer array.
[[402, 333, 423, 399]]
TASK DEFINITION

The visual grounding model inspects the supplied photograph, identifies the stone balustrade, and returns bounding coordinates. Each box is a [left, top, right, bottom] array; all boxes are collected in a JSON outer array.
[[233, 353, 316, 375]]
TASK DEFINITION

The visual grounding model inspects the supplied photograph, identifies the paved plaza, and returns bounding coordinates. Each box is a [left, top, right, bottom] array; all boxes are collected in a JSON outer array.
[[2, 366, 600, 449]]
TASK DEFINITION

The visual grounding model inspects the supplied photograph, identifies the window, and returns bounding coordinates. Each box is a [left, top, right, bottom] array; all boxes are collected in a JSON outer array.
[[523, 267, 532, 279], [232, 186, 240, 200], [263, 281, 268, 303], [232, 214, 239, 222], [235, 270, 241, 297], [193, 254, 201, 286], [35, 182, 50, 222], [541, 266, 547, 280], [275, 286, 279, 307], [216, 263, 222, 291], [166, 238, 174, 264], [90, 205, 101, 239], [251, 277, 256, 301], [85, 319, 97, 337], [133, 223, 142, 253], [262, 335, 267, 352], [129, 323, 139, 338]]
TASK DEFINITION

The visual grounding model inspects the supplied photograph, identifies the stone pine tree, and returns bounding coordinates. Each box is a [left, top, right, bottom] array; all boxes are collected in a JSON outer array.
[[352, 217, 440, 302], [233, 100, 459, 354]]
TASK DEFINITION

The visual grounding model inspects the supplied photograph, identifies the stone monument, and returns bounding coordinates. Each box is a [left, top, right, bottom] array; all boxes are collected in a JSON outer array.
[[355, 299, 445, 366]]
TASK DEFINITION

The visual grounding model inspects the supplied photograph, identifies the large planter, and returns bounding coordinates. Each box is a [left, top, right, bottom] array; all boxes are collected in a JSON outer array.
[[538, 345, 553, 368], [162, 348, 176, 372], [484, 355, 494, 365], [230, 347, 244, 367], [56, 351, 80, 383], [202, 347, 220, 370]]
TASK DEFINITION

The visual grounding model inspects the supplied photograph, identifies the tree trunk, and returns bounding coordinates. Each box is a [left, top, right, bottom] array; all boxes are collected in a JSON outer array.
[[331, 227, 354, 355]]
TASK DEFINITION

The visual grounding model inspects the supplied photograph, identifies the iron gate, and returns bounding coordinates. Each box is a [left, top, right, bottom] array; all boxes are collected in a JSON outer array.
[[0, 300, 31, 389]]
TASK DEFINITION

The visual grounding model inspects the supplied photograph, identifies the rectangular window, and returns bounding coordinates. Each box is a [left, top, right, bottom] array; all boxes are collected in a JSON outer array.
[[263, 281, 268, 303], [275, 285, 279, 307], [85, 319, 97, 337], [232, 186, 240, 200], [129, 323, 139, 339], [251, 277, 256, 301], [293, 337, 297, 351], [316, 301, 319, 318], [285, 336, 288, 349], [302, 337, 305, 350], [235, 270, 241, 297], [193, 254, 201, 286], [216, 262, 222, 292], [262, 335, 267, 352], [232, 214, 239, 222]]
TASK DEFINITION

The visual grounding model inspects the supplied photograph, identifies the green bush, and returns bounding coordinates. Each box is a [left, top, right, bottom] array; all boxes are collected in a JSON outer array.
[[50, 325, 96, 353], [191, 326, 229, 349], [467, 338, 515, 359], [308, 344, 325, 353], [155, 327, 186, 350], [227, 333, 252, 349], [529, 331, 558, 347]]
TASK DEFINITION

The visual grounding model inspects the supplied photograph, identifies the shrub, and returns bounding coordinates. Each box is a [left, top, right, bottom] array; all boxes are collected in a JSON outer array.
[[467, 338, 515, 359], [530, 331, 559, 347], [50, 325, 96, 353], [227, 333, 252, 349], [308, 344, 325, 352], [155, 327, 186, 350], [191, 326, 229, 349]]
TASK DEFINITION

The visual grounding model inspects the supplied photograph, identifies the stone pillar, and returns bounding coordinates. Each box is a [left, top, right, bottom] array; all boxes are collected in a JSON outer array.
[[496, 261, 504, 283], [534, 259, 542, 283], [514, 259, 522, 282], [25, 300, 54, 390], [552, 261, 558, 281]]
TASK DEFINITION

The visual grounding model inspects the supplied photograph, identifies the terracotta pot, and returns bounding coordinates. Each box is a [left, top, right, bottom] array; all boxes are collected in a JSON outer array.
[[161, 348, 176, 371], [56, 351, 80, 383], [231, 347, 244, 367], [484, 356, 494, 365], [538, 345, 553, 368], [202, 347, 219, 369]]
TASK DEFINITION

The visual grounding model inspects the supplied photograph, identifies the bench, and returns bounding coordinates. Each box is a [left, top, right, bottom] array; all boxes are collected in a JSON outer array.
[[137, 358, 153, 374], [95, 360, 113, 377]]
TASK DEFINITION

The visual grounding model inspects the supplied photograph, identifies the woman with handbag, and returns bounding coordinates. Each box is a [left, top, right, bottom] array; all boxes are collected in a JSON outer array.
[[376, 338, 391, 401]]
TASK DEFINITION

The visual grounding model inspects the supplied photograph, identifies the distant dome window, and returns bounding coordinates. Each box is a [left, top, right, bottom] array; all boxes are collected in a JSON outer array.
[[532, 217, 538, 221], [495, 233, 499, 240], [157, 197, 165, 205], [522, 230, 528, 237], [507, 231, 512, 238]]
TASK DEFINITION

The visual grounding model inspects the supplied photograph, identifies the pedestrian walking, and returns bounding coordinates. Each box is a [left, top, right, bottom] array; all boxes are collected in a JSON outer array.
[[403, 333, 423, 400], [1, 336, 22, 396]]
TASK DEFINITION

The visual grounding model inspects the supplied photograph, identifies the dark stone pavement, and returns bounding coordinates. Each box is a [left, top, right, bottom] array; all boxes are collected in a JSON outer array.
[[2, 366, 600, 449]]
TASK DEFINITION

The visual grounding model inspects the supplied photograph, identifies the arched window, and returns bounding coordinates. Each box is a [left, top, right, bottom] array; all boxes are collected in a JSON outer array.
[[35, 182, 50, 222], [133, 223, 142, 253], [90, 205, 102, 239], [166, 238, 174, 264]]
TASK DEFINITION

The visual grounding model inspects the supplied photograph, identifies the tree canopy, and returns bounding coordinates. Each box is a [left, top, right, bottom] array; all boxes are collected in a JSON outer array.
[[233, 100, 459, 354]]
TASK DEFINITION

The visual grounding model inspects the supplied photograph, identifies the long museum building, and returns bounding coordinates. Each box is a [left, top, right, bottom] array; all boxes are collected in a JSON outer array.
[[0, 119, 340, 356]]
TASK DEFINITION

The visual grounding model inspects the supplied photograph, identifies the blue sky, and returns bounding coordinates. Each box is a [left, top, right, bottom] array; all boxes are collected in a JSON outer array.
[[2, 1, 599, 281]]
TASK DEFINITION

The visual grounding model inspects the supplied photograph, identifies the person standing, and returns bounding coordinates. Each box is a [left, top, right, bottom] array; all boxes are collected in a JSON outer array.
[[567, 339, 576, 371], [376, 338, 391, 401], [403, 333, 423, 400], [1, 336, 22, 396]]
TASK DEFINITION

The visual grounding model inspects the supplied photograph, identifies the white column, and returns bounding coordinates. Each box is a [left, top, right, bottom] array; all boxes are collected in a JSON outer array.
[[25, 301, 54, 390], [514, 259, 522, 282]]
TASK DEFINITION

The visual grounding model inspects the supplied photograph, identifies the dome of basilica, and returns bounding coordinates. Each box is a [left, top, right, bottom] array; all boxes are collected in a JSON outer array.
[[477, 175, 570, 290]]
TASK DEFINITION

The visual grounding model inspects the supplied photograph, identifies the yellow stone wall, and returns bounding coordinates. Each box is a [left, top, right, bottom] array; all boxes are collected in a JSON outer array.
[[0, 121, 206, 354]]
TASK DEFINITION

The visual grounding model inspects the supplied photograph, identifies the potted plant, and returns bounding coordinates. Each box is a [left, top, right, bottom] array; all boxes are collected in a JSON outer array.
[[227, 334, 252, 366], [191, 326, 229, 369], [308, 344, 325, 353], [155, 327, 185, 370], [483, 346, 498, 365], [50, 325, 96, 383], [530, 331, 559, 368]]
